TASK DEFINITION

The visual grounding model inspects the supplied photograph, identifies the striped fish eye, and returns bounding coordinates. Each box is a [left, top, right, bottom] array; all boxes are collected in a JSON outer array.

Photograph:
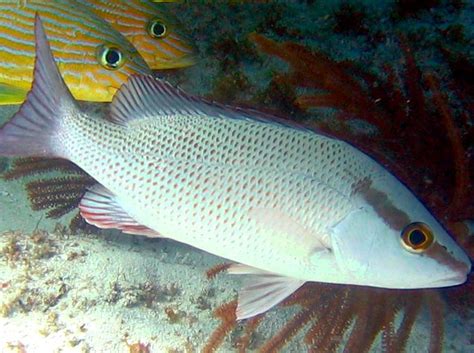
[[147, 18, 167, 38], [400, 222, 434, 253], [96, 44, 126, 70]]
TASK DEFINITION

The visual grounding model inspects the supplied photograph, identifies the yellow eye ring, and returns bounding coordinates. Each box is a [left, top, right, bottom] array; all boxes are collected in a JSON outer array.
[[96, 44, 126, 70], [401, 222, 434, 252], [147, 18, 167, 38]]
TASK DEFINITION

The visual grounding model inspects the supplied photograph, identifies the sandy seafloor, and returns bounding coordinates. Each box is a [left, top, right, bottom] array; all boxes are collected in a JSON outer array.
[[0, 1, 473, 352]]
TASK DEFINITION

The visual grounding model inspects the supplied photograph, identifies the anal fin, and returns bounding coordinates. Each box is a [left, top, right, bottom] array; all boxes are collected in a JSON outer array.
[[228, 264, 305, 320], [79, 185, 161, 237]]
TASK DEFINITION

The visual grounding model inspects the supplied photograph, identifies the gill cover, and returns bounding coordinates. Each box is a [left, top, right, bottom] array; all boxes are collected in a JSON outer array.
[[330, 189, 470, 289]]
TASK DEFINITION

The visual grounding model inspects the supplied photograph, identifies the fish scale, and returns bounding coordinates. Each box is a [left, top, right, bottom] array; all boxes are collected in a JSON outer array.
[[121, 115, 380, 198], [60, 111, 363, 279], [0, 16, 470, 320]]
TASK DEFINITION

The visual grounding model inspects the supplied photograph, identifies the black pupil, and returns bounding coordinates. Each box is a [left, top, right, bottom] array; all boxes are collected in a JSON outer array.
[[152, 22, 165, 37], [409, 229, 426, 246], [105, 49, 121, 66]]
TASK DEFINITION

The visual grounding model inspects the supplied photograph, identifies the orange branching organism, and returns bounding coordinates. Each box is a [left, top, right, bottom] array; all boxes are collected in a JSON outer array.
[[203, 34, 473, 353], [3, 157, 97, 232], [205, 267, 446, 353]]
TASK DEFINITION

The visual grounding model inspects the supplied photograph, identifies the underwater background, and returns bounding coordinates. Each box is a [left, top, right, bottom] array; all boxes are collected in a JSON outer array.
[[0, 1, 472, 352]]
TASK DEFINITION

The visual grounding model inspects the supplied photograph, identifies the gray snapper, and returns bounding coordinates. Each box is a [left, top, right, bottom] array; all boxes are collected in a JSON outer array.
[[0, 16, 471, 320]]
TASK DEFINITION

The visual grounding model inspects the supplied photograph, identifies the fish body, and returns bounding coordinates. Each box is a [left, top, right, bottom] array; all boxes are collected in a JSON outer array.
[[79, 0, 196, 69], [1, 17, 471, 319], [0, 0, 151, 104]]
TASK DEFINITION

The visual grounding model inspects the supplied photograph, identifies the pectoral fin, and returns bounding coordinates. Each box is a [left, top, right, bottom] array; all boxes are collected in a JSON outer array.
[[79, 184, 161, 238], [249, 208, 330, 257], [228, 264, 305, 320], [0, 83, 28, 105]]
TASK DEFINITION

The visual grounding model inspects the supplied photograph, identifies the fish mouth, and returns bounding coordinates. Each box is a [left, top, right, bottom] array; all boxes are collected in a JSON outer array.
[[428, 273, 468, 287], [427, 260, 471, 287]]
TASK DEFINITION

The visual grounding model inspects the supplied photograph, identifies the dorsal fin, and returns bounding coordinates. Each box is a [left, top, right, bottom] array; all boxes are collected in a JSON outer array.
[[108, 75, 310, 131]]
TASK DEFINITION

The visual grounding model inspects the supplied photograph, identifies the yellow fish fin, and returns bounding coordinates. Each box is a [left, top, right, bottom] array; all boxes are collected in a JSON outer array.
[[0, 83, 28, 105]]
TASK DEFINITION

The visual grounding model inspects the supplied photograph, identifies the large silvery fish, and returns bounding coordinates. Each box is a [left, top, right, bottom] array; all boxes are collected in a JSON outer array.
[[0, 17, 471, 320], [78, 0, 196, 69], [0, 0, 151, 104]]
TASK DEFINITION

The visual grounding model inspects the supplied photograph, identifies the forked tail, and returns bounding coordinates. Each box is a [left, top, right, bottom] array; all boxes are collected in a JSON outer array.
[[0, 14, 78, 158]]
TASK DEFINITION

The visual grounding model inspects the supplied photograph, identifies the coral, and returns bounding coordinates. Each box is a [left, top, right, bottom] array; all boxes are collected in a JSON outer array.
[[105, 280, 180, 309], [2, 341, 26, 353], [0, 230, 70, 317], [126, 341, 150, 353], [1, 231, 22, 265], [164, 306, 186, 324]]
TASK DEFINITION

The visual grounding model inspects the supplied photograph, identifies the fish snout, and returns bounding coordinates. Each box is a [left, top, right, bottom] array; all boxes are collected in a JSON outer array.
[[427, 243, 472, 287], [448, 259, 471, 284]]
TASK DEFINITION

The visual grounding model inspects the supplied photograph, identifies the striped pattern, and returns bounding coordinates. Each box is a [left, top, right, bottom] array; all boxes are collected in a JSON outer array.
[[0, 0, 151, 103], [81, 0, 196, 69]]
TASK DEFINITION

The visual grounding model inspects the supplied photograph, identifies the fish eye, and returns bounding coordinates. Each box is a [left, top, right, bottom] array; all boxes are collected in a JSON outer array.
[[96, 44, 126, 70], [147, 18, 167, 38], [400, 222, 434, 252]]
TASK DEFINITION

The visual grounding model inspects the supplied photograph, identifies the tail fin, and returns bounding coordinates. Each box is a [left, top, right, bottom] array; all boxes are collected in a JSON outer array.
[[0, 15, 77, 158]]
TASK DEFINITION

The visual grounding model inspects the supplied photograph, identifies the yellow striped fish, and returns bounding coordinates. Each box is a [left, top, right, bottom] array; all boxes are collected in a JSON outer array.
[[0, 0, 151, 104], [80, 0, 196, 69]]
